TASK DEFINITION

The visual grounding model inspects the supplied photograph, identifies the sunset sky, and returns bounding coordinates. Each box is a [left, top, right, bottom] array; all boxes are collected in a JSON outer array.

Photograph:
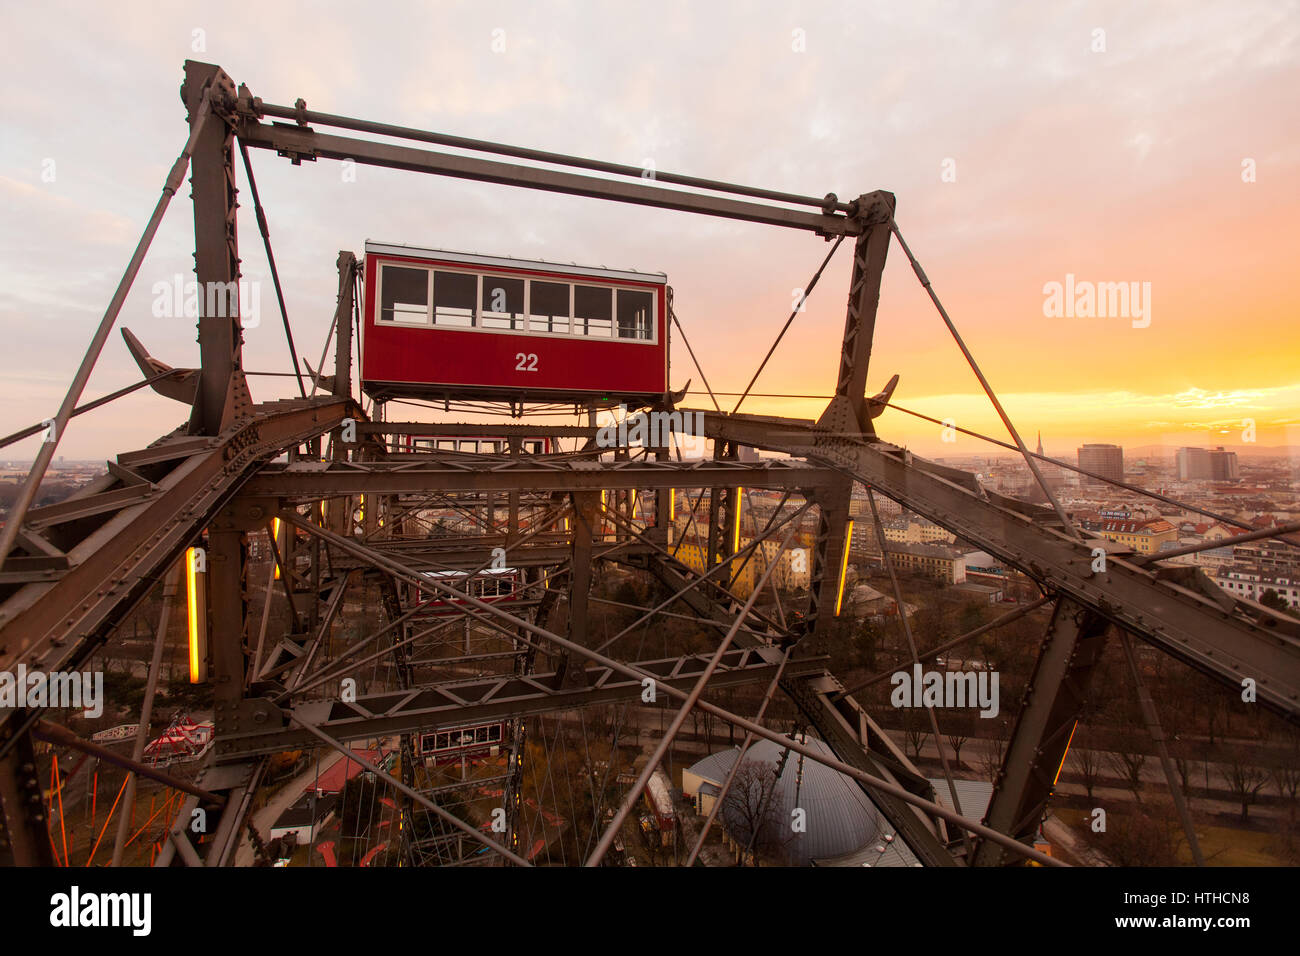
[[1, 1, 1297, 461]]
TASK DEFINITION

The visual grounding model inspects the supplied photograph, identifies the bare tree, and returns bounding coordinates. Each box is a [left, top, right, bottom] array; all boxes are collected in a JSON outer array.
[[1107, 734, 1147, 802], [1169, 737, 1195, 795], [1221, 758, 1269, 824], [1099, 800, 1184, 867], [1270, 727, 1300, 823], [944, 712, 974, 770], [1272, 764, 1300, 824], [1073, 737, 1105, 802], [722, 759, 787, 865], [902, 708, 929, 762], [979, 720, 1010, 785]]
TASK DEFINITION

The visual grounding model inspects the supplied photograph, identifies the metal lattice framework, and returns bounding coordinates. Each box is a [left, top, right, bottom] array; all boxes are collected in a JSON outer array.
[[1, 59, 1297, 870]]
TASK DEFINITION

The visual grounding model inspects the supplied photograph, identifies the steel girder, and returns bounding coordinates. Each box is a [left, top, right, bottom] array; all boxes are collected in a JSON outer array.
[[0, 722, 54, 866], [214, 647, 826, 757], [973, 598, 1110, 866], [826, 192, 895, 433], [243, 457, 842, 497], [153, 759, 266, 867], [705, 440, 741, 584], [696, 411, 1300, 717], [182, 61, 254, 437], [336, 540, 645, 572], [806, 474, 854, 639], [559, 491, 600, 686], [360, 422, 601, 440], [234, 118, 861, 238], [0, 397, 356, 682]]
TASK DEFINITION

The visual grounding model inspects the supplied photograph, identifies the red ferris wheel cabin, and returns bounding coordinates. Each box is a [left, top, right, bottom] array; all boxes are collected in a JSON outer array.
[[360, 241, 670, 404]]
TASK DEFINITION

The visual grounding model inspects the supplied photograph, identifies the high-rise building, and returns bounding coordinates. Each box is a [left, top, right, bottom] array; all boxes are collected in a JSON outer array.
[[1077, 443, 1124, 485], [1176, 447, 1212, 480], [1177, 445, 1238, 480], [1209, 447, 1239, 480]]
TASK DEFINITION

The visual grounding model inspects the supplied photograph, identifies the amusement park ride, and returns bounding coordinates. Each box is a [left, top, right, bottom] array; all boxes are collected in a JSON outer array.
[[0, 60, 1297, 868]]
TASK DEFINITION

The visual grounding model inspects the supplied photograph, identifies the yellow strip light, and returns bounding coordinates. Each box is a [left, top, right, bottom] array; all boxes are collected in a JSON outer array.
[[834, 520, 854, 616], [186, 547, 208, 684], [1054, 720, 1079, 787], [272, 517, 282, 580], [732, 487, 743, 554]]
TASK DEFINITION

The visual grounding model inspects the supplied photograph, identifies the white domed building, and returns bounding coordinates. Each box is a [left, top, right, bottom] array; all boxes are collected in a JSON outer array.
[[682, 734, 920, 866]]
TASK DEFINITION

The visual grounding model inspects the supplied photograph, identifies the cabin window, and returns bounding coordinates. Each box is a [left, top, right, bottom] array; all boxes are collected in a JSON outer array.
[[617, 289, 654, 340], [574, 285, 614, 337], [433, 271, 477, 327], [380, 266, 430, 324], [373, 258, 657, 344], [523, 439, 544, 455], [529, 281, 570, 334], [481, 276, 526, 330]]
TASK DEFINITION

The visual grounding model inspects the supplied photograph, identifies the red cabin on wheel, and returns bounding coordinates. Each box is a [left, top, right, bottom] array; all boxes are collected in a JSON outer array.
[[360, 242, 670, 405]]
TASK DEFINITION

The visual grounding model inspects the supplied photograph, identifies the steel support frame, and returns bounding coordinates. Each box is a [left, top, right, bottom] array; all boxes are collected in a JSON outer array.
[[807, 474, 854, 639], [697, 413, 1300, 716], [973, 598, 1110, 866], [234, 118, 860, 238], [183, 61, 253, 437], [218, 647, 823, 756], [823, 191, 896, 435]]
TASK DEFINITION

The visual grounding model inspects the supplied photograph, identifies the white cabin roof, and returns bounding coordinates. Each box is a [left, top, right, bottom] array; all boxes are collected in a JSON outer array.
[[365, 240, 667, 285]]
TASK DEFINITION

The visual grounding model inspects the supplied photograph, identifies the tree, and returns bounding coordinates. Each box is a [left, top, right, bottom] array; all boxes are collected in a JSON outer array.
[[1107, 735, 1147, 802], [1170, 738, 1195, 795], [849, 618, 881, 671], [943, 712, 975, 770], [1072, 729, 1105, 801], [722, 759, 787, 865], [901, 708, 929, 762], [979, 720, 1010, 785], [1269, 727, 1300, 823], [1100, 802, 1184, 866], [1221, 758, 1269, 823], [1259, 589, 1290, 614], [1271, 763, 1300, 824]]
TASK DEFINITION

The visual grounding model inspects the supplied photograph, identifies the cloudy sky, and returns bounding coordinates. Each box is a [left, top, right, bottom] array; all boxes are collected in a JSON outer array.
[[1, 0, 1297, 462]]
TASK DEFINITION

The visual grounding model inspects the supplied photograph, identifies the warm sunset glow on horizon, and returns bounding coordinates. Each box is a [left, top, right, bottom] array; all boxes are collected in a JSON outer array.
[[1, 2, 1295, 464]]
